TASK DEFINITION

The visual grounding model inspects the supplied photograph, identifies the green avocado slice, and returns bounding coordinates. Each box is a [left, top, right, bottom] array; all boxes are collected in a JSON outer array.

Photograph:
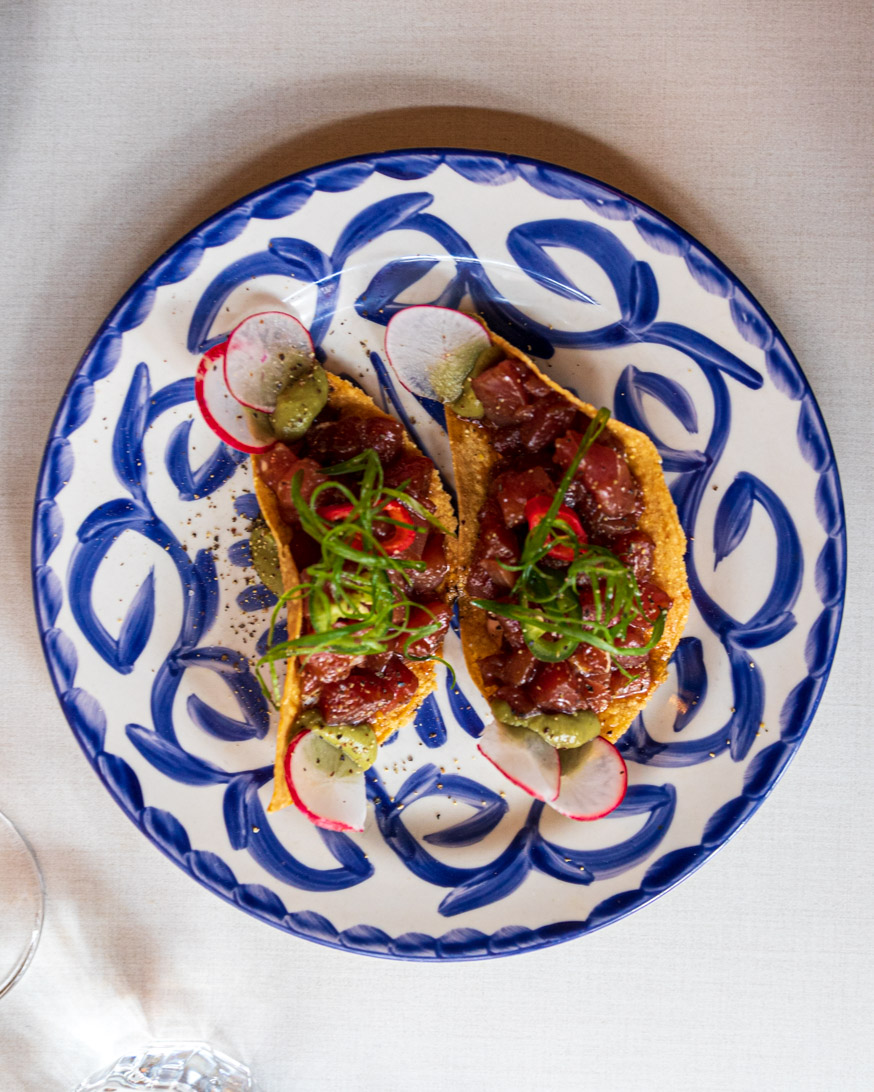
[[490, 699, 601, 750]]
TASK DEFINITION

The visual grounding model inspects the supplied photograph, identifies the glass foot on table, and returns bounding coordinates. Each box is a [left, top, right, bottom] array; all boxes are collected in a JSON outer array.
[[0, 809, 45, 999], [74, 1042, 258, 1091]]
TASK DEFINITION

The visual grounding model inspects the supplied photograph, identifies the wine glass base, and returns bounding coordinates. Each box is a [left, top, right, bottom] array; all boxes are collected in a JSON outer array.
[[75, 1042, 258, 1091], [0, 809, 45, 999]]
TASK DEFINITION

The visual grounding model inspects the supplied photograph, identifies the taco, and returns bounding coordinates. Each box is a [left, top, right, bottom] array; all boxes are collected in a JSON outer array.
[[195, 312, 455, 828], [385, 307, 689, 817]]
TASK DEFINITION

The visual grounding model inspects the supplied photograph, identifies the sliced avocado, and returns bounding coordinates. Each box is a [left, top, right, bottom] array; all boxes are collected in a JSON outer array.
[[269, 364, 329, 442], [490, 699, 601, 750], [245, 406, 275, 438], [249, 520, 284, 596], [451, 377, 484, 419], [312, 720, 378, 771], [449, 341, 506, 418], [293, 710, 377, 771]]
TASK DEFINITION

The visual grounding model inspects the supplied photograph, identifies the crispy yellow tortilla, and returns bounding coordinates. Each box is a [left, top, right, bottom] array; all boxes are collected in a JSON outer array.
[[254, 373, 457, 813], [447, 329, 690, 743]]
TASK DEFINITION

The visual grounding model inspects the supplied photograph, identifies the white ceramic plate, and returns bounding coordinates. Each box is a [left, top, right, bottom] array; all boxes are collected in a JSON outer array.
[[33, 150, 845, 959]]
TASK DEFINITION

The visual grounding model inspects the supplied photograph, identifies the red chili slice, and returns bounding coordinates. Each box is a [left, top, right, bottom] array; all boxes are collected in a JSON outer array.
[[316, 502, 364, 550], [376, 499, 417, 555], [524, 494, 587, 562], [316, 499, 417, 555]]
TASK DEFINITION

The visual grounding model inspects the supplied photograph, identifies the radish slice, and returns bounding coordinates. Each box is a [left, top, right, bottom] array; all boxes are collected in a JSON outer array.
[[478, 719, 560, 802], [551, 737, 628, 820], [384, 305, 490, 402], [224, 311, 315, 412], [194, 343, 275, 454], [284, 729, 367, 833]]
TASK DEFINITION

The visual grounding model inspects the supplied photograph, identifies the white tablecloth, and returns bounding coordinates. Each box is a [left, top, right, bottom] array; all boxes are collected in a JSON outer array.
[[2, 2, 871, 1089]]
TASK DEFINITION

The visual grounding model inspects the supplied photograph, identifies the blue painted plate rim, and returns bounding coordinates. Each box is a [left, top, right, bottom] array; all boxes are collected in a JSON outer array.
[[31, 147, 847, 960]]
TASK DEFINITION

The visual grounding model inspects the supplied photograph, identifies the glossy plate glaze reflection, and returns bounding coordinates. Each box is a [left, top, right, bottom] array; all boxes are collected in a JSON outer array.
[[33, 150, 845, 960]]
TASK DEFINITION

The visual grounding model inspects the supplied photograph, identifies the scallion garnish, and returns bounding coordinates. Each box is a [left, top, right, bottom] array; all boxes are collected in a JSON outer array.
[[255, 448, 453, 706], [474, 408, 667, 664]]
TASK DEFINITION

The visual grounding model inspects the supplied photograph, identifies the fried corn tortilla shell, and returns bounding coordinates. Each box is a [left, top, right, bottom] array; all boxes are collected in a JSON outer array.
[[446, 330, 690, 743], [253, 373, 457, 813]]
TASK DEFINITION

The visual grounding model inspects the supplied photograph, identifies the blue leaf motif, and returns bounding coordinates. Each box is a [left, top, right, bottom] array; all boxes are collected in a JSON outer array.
[[189, 850, 239, 896], [368, 766, 482, 888], [250, 178, 314, 219], [779, 676, 818, 742], [701, 795, 757, 845], [97, 753, 144, 814], [618, 366, 699, 434], [368, 351, 432, 458], [729, 290, 772, 350], [743, 741, 794, 799], [234, 884, 287, 924], [684, 246, 733, 298], [233, 777, 373, 891], [313, 161, 375, 193], [267, 237, 332, 282], [81, 331, 122, 383], [186, 252, 302, 354], [331, 193, 435, 268], [142, 806, 191, 864], [234, 492, 260, 519], [647, 323, 763, 389], [633, 211, 689, 256], [815, 537, 844, 607], [421, 777, 508, 848], [61, 688, 106, 758], [176, 645, 269, 734], [766, 340, 805, 400], [55, 376, 95, 436], [187, 693, 267, 742], [438, 827, 535, 917], [152, 240, 204, 286], [797, 396, 831, 472], [222, 771, 268, 850], [507, 220, 621, 306], [117, 569, 156, 669], [446, 675, 484, 737], [237, 585, 277, 612], [165, 419, 247, 501], [227, 540, 251, 568], [641, 845, 707, 892], [359, 257, 441, 315], [44, 627, 78, 690], [672, 637, 707, 732], [815, 466, 843, 536], [126, 723, 232, 786], [286, 910, 339, 944], [373, 154, 439, 180], [112, 363, 151, 497], [445, 154, 515, 184], [713, 476, 754, 567], [200, 209, 250, 247], [34, 565, 63, 629], [43, 437, 74, 500], [34, 499, 63, 567], [613, 365, 705, 473], [627, 261, 660, 329], [805, 607, 840, 677], [414, 693, 447, 749]]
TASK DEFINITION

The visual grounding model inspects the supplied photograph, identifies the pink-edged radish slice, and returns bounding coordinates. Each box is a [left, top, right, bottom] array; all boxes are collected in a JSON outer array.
[[384, 305, 490, 402], [284, 729, 367, 833], [224, 311, 315, 413], [478, 719, 561, 802], [551, 737, 627, 820], [194, 343, 276, 454]]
